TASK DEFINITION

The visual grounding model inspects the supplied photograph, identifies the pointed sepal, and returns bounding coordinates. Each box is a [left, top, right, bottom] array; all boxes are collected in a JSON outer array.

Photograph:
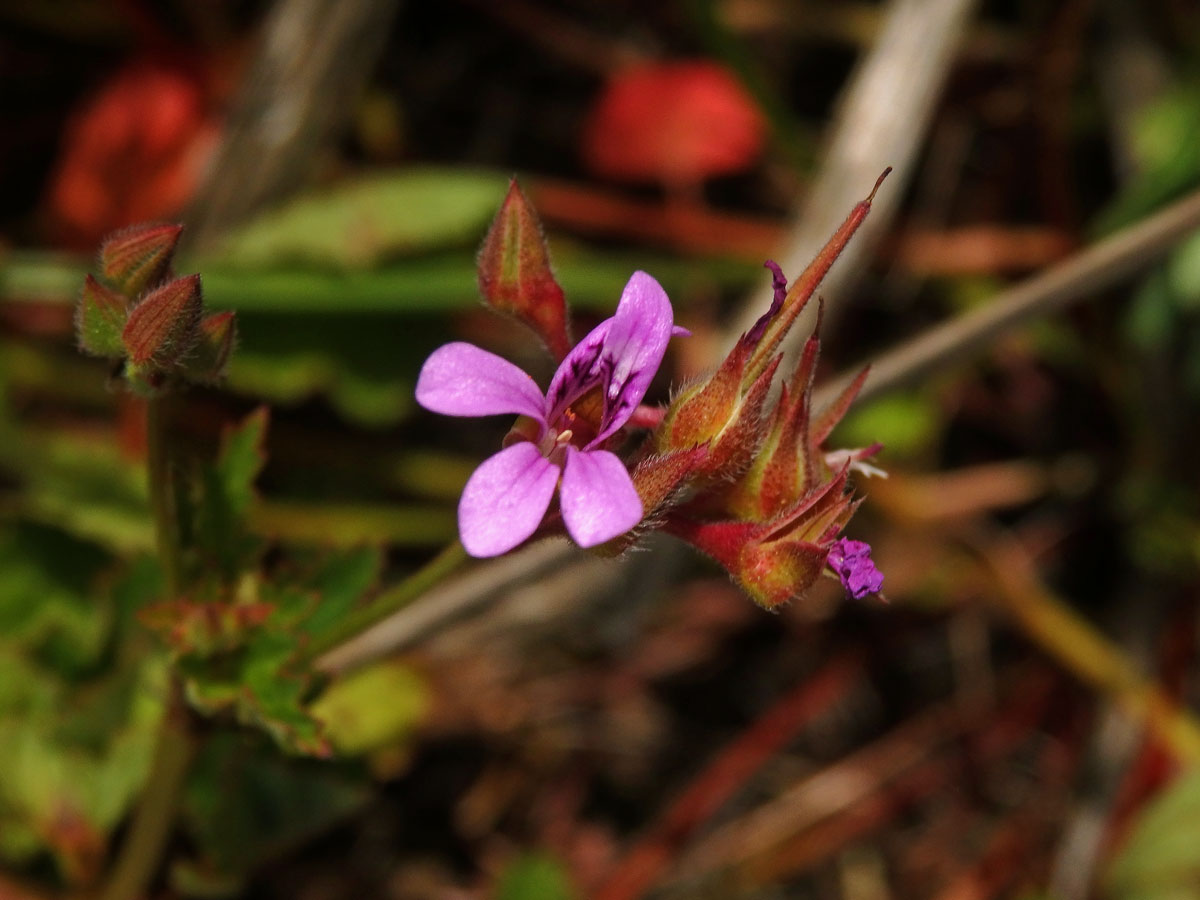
[[122, 273, 203, 366], [745, 169, 889, 384], [180, 311, 237, 384], [477, 178, 571, 360], [76, 274, 128, 357], [99, 223, 183, 297]]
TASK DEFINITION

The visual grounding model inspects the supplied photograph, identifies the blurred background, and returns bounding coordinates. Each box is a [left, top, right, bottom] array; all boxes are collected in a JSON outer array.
[[3, 0, 1200, 897]]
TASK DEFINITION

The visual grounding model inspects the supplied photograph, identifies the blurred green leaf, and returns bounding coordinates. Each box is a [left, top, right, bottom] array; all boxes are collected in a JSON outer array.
[[178, 734, 367, 894], [496, 853, 576, 900], [196, 408, 268, 580], [0, 655, 162, 880], [208, 168, 508, 269], [1094, 82, 1200, 235], [1105, 771, 1200, 900], [0, 522, 112, 670], [310, 660, 428, 755], [183, 629, 331, 758], [833, 391, 942, 460]]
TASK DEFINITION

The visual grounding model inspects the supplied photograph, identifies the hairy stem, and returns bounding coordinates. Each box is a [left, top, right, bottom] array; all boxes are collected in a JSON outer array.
[[99, 396, 196, 900]]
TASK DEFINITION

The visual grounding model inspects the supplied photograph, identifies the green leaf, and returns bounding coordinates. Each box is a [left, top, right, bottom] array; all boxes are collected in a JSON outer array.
[[310, 661, 428, 755], [196, 408, 269, 580], [1106, 771, 1200, 900], [496, 853, 576, 900], [178, 734, 367, 891], [183, 635, 332, 759], [0, 522, 112, 670], [833, 391, 942, 460], [1093, 82, 1200, 236], [295, 545, 383, 637], [209, 168, 509, 269]]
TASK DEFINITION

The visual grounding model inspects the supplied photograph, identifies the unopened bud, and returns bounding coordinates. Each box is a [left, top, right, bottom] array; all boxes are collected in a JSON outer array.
[[477, 179, 571, 360], [99, 223, 183, 297], [122, 273, 203, 367]]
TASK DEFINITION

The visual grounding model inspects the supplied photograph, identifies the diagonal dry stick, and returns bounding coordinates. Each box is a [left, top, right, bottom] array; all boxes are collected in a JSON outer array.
[[726, 0, 979, 350], [813, 184, 1200, 411]]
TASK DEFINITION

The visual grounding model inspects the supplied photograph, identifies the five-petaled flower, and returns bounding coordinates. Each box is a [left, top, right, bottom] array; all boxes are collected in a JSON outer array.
[[416, 271, 680, 557]]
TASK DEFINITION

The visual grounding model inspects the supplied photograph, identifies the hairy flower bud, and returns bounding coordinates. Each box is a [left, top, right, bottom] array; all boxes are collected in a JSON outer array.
[[477, 178, 571, 360], [99, 223, 183, 297]]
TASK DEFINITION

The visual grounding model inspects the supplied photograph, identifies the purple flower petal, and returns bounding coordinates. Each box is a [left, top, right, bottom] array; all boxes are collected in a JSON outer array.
[[559, 447, 643, 548], [544, 318, 612, 424], [589, 271, 675, 444], [416, 342, 548, 424], [826, 538, 884, 599], [458, 442, 560, 557]]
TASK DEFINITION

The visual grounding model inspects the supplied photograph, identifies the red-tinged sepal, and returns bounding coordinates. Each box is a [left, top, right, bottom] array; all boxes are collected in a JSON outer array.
[[122, 273, 203, 367], [722, 304, 825, 520], [661, 513, 831, 609], [811, 365, 870, 446], [659, 337, 752, 451], [477, 178, 571, 360], [745, 169, 889, 384], [739, 540, 830, 609], [99, 222, 183, 297], [659, 351, 780, 486], [180, 310, 237, 384], [76, 274, 128, 357], [631, 443, 710, 519]]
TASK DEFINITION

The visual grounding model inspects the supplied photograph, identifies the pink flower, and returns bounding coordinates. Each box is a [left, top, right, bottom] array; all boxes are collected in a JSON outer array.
[[416, 272, 680, 557]]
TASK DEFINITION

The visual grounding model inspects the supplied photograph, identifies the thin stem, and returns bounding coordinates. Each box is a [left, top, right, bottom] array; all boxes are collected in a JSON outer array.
[[814, 185, 1200, 411], [99, 396, 195, 900], [303, 539, 471, 667], [145, 396, 183, 596]]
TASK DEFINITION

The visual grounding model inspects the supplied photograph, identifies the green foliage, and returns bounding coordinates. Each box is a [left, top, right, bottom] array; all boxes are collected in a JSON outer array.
[[1105, 772, 1200, 900], [834, 390, 942, 460], [0, 545, 165, 883], [310, 660, 429, 755], [195, 407, 268, 580], [139, 410, 407, 759], [209, 168, 509, 269], [496, 853, 576, 900], [176, 734, 368, 896], [1094, 80, 1200, 236]]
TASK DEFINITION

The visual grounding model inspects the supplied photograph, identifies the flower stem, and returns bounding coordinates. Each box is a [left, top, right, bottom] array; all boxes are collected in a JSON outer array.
[[99, 396, 196, 900], [303, 539, 470, 667]]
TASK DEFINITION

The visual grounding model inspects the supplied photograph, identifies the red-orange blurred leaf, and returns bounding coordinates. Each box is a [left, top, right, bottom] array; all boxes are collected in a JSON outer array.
[[46, 59, 220, 248], [581, 62, 767, 185]]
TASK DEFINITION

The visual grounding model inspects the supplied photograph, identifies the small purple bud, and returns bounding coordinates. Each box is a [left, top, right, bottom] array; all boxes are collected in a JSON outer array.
[[826, 538, 883, 599]]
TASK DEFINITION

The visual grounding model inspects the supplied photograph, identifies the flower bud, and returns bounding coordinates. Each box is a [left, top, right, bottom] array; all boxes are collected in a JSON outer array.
[[99, 223, 183, 297], [477, 178, 571, 360], [122, 273, 203, 367]]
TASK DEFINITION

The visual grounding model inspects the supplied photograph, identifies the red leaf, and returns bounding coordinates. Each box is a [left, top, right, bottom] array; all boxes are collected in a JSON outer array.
[[46, 59, 220, 248]]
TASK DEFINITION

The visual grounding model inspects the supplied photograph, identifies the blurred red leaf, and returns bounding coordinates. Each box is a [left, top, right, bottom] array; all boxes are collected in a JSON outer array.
[[46, 59, 221, 248], [581, 61, 767, 186]]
